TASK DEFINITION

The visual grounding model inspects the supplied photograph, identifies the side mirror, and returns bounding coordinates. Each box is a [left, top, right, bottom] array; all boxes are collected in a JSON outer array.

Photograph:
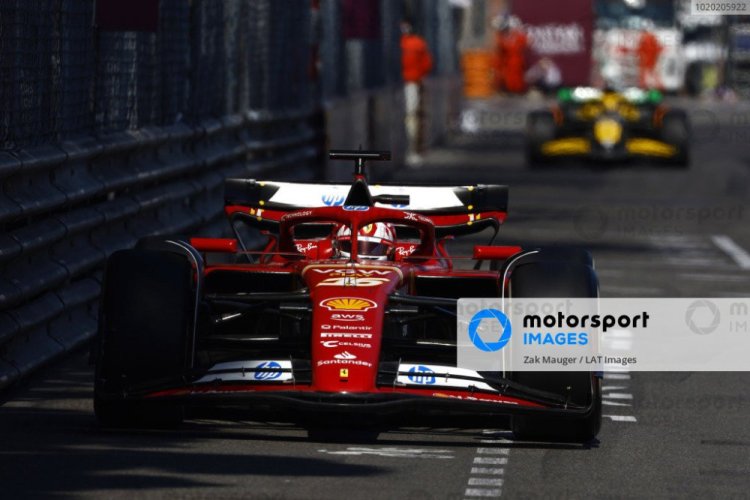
[[473, 245, 523, 260], [190, 238, 238, 253]]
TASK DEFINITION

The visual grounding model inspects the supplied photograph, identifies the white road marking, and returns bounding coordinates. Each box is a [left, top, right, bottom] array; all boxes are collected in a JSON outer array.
[[317, 447, 453, 459], [468, 478, 504, 486], [464, 433, 511, 499], [679, 272, 750, 282], [471, 467, 504, 475], [465, 488, 503, 497], [477, 447, 509, 455], [604, 392, 633, 400], [711, 235, 750, 270], [473, 456, 507, 465], [604, 415, 638, 422], [602, 400, 631, 407], [604, 373, 631, 380]]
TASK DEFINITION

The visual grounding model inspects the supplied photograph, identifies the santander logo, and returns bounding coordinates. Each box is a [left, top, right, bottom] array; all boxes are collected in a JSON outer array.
[[334, 351, 357, 360]]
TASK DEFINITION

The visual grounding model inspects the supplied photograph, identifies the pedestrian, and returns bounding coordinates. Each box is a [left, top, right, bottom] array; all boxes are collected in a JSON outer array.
[[401, 20, 433, 163], [637, 28, 663, 89]]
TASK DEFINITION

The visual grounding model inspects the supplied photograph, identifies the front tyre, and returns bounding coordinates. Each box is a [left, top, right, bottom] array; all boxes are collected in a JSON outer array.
[[507, 248, 601, 442], [526, 111, 556, 167], [661, 109, 690, 167], [94, 249, 195, 428]]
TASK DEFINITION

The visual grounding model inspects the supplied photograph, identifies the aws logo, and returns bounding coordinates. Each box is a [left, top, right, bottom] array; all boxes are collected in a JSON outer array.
[[320, 297, 377, 311], [330, 313, 365, 322]]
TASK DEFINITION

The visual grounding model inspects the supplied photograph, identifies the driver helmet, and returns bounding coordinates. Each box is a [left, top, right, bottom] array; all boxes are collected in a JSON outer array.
[[335, 223, 396, 260]]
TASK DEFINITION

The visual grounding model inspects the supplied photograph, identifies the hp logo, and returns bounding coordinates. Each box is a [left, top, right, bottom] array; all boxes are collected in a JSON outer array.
[[407, 365, 436, 385], [254, 361, 282, 380], [468, 309, 512, 352], [322, 193, 345, 206]]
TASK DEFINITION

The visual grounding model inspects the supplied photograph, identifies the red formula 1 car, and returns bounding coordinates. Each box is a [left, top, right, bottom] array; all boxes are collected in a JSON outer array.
[[93, 150, 601, 442]]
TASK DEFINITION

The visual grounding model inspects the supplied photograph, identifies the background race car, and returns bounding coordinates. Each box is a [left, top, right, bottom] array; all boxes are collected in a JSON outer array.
[[526, 87, 690, 166]]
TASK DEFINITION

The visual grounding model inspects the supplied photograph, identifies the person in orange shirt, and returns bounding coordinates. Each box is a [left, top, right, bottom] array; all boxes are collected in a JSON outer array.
[[401, 21, 433, 162], [493, 16, 528, 94], [637, 29, 663, 89], [502, 17, 528, 94]]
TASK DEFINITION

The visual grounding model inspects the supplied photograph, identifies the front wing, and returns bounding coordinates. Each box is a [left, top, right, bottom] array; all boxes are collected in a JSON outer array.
[[100, 362, 598, 423]]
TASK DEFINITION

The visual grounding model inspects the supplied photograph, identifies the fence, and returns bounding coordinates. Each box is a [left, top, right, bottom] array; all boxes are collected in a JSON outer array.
[[0, 0, 463, 391], [0, 0, 318, 391]]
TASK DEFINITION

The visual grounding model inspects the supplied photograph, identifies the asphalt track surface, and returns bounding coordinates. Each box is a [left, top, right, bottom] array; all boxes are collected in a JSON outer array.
[[1, 97, 749, 499]]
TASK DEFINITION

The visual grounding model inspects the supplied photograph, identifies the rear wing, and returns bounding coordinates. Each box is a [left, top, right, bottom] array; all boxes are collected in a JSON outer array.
[[224, 179, 508, 236]]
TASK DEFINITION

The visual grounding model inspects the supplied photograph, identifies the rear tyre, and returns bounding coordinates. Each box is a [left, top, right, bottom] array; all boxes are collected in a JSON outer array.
[[94, 249, 195, 428], [526, 111, 556, 167], [508, 248, 601, 443], [661, 109, 690, 167]]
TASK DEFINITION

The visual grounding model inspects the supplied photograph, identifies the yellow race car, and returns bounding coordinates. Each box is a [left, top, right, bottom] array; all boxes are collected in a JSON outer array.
[[526, 87, 690, 167]]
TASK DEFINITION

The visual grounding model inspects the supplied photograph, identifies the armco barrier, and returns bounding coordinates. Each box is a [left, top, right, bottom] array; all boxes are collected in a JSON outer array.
[[0, 110, 320, 391]]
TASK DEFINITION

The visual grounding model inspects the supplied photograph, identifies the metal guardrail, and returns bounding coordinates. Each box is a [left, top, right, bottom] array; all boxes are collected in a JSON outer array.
[[0, 110, 320, 391]]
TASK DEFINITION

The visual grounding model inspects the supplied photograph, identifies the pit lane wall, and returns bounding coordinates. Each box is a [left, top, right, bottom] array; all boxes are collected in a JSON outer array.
[[0, 1, 321, 391]]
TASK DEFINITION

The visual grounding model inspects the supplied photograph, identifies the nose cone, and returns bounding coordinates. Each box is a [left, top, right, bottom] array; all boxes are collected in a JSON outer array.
[[303, 264, 402, 392], [594, 118, 623, 148]]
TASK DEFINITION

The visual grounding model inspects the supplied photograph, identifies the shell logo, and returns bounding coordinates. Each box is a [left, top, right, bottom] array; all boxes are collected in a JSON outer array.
[[320, 297, 377, 311]]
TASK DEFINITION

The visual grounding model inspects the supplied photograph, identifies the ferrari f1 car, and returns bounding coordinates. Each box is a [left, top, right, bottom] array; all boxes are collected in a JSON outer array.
[[527, 87, 690, 166], [93, 150, 601, 442]]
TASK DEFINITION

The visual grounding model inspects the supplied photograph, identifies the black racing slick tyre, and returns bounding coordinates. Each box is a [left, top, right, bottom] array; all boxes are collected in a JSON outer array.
[[661, 109, 690, 167], [526, 110, 556, 167], [508, 248, 602, 443], [94, 249, 195, 428]]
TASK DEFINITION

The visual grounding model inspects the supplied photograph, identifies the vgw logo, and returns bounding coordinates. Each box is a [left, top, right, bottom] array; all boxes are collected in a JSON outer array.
[[254, 361, 282, 380], [468, 309, 512, 352], [322, 193, 345, 206], [407, 365, 436, 385]]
